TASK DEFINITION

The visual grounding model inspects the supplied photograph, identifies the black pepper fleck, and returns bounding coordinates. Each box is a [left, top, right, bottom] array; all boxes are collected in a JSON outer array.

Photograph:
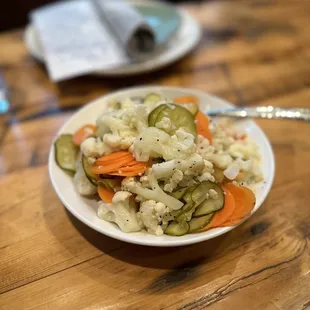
[[157, 139, 159, 142], [140, 138, 142, 141]]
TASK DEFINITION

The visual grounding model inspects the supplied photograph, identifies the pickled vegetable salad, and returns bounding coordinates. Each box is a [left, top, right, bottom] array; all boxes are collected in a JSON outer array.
[[55, 93, 263, 236]]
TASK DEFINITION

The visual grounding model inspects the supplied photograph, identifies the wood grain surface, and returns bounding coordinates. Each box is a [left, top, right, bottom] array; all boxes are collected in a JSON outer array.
[[1, 1, 310, 309]]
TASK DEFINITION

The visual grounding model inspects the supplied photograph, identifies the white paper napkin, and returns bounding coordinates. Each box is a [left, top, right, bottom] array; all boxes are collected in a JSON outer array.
[[30, 0, 156, 81]]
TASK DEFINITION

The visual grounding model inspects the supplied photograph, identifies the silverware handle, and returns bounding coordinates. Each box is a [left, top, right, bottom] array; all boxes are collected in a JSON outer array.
[[207, 106, 310, 121]]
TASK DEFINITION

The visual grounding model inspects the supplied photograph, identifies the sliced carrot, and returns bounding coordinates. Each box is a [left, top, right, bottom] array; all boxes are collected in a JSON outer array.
[[108, 169, 148, 177], [92, 150, 149, 176], [73, 124, 96, 146], [107, 162, 149, 176], [96, 151, 133, 165], [92, 157, 136, 174], [195, 111, 212, 143], [174, 95, 199, 105], [220, 184, 256, 226], [115, 162, 149, 172], [204, 185, 236, 230], [98, 186, 115, 203]]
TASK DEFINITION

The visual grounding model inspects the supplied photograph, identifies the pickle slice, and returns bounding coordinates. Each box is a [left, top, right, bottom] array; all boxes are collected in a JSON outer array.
[[155, 104, 197, 137], [55, 134, 78, 172]]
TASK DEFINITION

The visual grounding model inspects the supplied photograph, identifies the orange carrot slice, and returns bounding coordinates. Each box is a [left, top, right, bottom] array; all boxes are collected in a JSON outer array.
[[92, 150, 149, 176], [96, 152, 133, 165], [92, 157, 136, 174], [204, 185, 236, 229], [73, 124, 96, 145], [115, 162, 149, 172], [174, 95, 199, 105], [98, 186, 114, 203], [195, 111, 212, 143], [220, 184, 256, 226], [107, 162, 149, 176]]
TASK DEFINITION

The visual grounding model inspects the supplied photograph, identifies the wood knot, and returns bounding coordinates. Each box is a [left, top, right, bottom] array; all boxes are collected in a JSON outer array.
[[250, 221, 270, 236]]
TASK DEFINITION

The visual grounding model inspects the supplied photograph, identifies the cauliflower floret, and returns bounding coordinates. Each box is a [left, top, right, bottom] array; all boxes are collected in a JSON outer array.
[[196, 172, 215, 183], [120, 98, 135, 110], [103, 134, 134, 151], [228, 140, 260, 160], [155, 117, 173, 131], [211, 124, 235, 151], [178, 175, 198, 188], [208, 153, 233, 170], [95, 103, 148, 152], [164, 169, 183, 193], [152, 153, 205, 179], [133, 127, 196, 162], [73, 156, 97, 196], [195, 159, 215, 182], [97, 191, 142, 233], [137, 200, 174, 235], [140, 175, 150, 188], [152, 153, 214, 192], [197, 135, 216, 159], [122, 104, 148, 133], [173, 128, 196, 150], [80, 137, 111, 158], [121, 173, 184, 210]]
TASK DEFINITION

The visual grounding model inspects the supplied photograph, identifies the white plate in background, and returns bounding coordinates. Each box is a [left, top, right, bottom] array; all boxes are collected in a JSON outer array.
[[48, 86, 275, 247], [24, 0, 201, 77]]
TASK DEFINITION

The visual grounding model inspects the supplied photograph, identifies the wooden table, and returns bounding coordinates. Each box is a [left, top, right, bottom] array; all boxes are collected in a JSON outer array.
[[1, 1, 309, 309]]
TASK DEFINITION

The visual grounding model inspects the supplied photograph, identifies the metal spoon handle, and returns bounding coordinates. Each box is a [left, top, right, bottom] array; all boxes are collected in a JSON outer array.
[[207, 106, 310, 121]]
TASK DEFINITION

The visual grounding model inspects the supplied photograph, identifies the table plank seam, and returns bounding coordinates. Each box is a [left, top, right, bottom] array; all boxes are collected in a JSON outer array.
[[0, 253, 105, 296]]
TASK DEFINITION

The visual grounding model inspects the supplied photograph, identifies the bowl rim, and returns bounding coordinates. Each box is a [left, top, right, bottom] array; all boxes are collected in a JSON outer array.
[[48, 86, 275, 247]]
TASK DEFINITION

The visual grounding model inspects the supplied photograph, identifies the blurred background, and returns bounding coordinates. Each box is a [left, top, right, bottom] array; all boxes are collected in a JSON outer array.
[[1, 0, 192, 31]]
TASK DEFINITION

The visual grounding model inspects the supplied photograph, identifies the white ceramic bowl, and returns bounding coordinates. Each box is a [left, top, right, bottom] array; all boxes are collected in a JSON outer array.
[[48, 86, 275, 247]]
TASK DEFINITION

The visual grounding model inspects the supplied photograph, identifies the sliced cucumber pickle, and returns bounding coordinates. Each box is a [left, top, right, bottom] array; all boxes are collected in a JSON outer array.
[[143, 93, 161, 105], [97, 178, 122, 191], [155, 104, 197, 137], [175, 185, 198, 224], [189, 213, 214, 233], [148, 104, 167, 127], [165, 221, 189, 236], [176, 203, 196, 225], [182, 185, 197, 203], [191, 181, 214, 205], [170, 187, 188, 200], [193, 182, 224, 217], [82, 156, 98, 185], [55, 134, 78, 172]]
